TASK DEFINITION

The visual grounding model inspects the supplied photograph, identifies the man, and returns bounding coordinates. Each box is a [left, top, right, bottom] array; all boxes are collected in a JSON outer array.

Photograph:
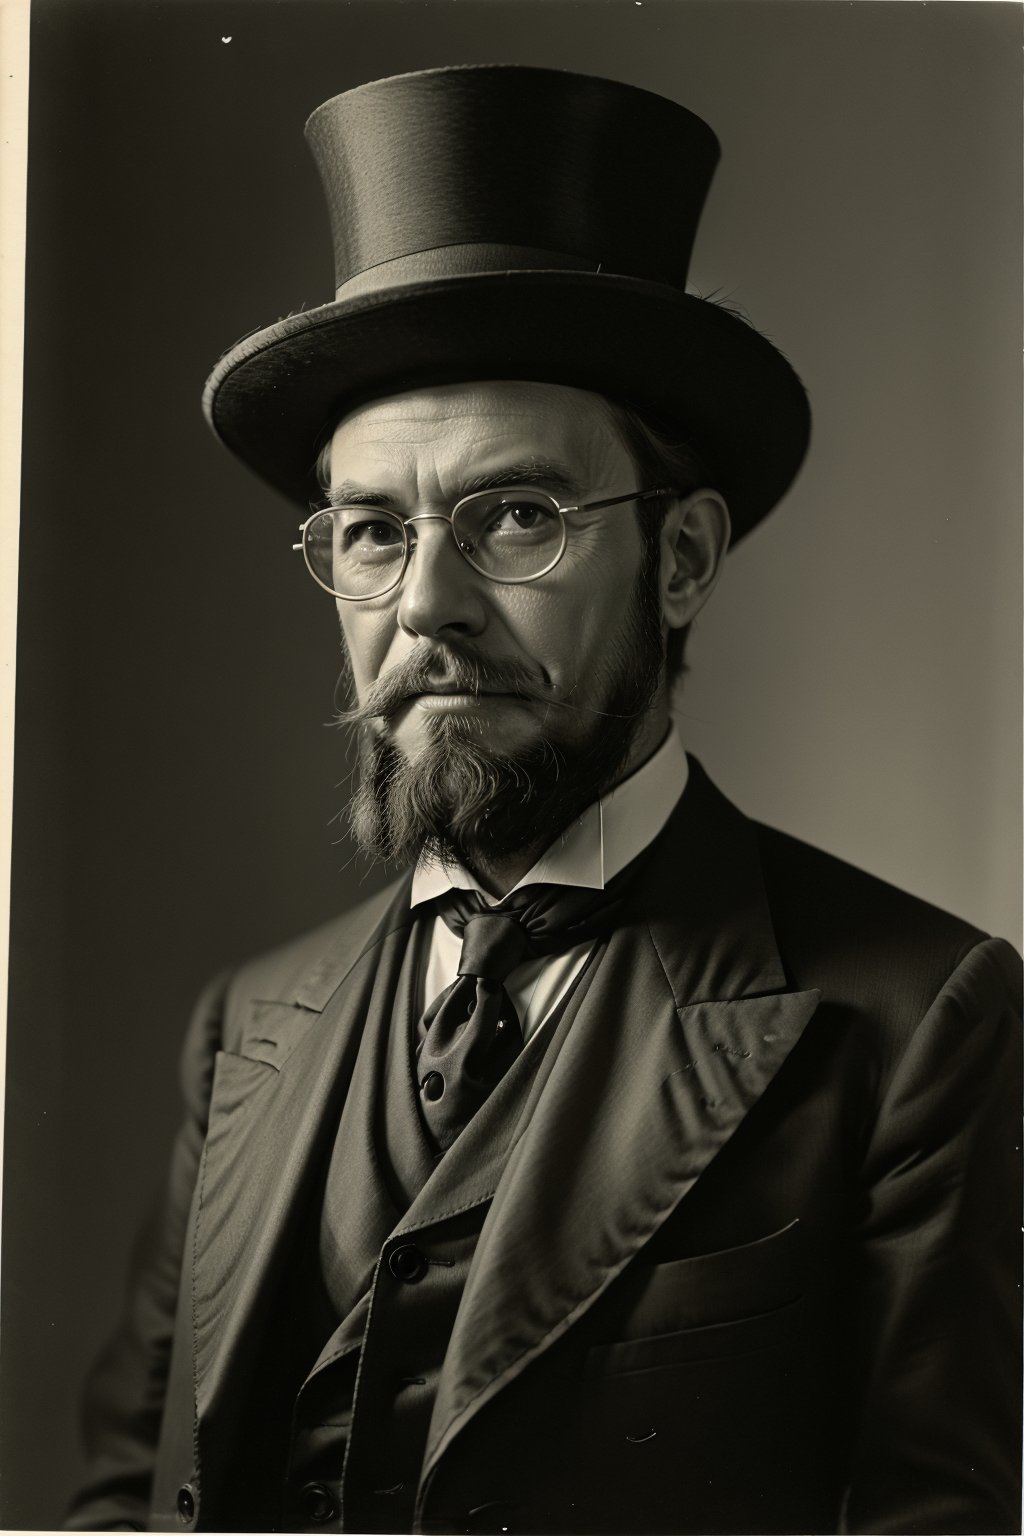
[[67, 64, 1021, 1535]]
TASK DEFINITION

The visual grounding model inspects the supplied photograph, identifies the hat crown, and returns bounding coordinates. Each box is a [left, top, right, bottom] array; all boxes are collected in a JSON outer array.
[[204, 65, 809, 539], [305, 64, 720, 293]]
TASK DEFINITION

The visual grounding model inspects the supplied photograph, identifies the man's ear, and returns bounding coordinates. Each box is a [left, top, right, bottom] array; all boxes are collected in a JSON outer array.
[[659, 489, 731, 630]]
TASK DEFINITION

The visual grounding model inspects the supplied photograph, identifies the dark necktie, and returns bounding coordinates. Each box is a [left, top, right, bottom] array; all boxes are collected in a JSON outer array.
[[414, 873, 642, 1153]]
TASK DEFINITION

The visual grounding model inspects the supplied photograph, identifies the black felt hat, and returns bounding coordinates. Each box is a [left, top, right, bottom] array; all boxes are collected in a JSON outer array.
[[202, 64, 810, 541]]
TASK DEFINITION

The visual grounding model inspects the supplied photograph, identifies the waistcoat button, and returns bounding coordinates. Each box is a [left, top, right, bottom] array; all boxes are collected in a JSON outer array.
[[299, 1482, 336, 1524], [175, 1484, 195, 1524], [389, 1243, 428, 1282]]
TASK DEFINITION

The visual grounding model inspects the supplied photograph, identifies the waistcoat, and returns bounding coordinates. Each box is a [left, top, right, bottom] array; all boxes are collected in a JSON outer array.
[[280, 915, 601, 1533]]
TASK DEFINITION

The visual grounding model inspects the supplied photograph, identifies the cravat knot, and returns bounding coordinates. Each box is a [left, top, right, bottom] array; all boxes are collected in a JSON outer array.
[[456, 911, 531, 982], [416, 856, 654, 1154]]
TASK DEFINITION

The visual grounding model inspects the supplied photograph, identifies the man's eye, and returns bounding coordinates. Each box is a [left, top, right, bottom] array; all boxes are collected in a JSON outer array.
[[343, 517, 403, 549], [489, 499, 556, 533]]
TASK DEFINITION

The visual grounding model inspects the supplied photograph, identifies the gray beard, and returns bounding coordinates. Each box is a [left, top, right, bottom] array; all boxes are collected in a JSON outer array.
[[340, 575, 665, 874]]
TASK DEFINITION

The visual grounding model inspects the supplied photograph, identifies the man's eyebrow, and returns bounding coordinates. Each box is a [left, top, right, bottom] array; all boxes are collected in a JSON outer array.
[[459, 461, 582, 498], [323, 460, 582, 510], [323, 483, 398, 509]]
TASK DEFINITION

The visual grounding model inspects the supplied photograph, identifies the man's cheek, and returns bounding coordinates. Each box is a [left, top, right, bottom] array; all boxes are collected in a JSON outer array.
[[339, 621, 389, 697]]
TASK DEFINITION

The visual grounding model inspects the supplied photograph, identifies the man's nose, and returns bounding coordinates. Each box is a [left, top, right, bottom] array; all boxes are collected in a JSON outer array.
[[395, 518, 487, 640]]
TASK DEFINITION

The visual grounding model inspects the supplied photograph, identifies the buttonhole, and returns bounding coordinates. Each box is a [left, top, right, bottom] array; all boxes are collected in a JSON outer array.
[[426, 1257, 454, 1268], [398, 1376, 426, 1388]]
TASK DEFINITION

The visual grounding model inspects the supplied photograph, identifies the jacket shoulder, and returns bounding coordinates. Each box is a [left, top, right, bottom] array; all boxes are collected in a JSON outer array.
[[753, 819, 1017, 1011], [220, 874, 408, 1046], [750, 821, 1021, 1099]]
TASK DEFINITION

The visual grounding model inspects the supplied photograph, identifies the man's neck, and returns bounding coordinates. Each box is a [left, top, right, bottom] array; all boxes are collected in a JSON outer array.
[[459, 843, 551, 902]]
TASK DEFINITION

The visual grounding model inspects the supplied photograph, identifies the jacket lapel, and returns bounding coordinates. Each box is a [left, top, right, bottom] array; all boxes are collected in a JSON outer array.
[[190, 877, 413, 1440], [419, 759, 821, 1497]]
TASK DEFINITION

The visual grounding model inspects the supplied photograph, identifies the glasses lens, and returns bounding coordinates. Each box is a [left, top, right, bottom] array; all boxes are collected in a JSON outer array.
[[304, 508, 407, 598], [454, 491, 564, 581]]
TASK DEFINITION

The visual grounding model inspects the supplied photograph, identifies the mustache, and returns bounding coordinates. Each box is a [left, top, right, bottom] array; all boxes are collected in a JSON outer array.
[[334, 644, 550, 727]]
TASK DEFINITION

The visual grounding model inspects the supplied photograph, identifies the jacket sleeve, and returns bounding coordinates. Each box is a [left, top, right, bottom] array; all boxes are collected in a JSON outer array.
[[64, 971, 231, 1532], [843, 936, 1023, 1534]]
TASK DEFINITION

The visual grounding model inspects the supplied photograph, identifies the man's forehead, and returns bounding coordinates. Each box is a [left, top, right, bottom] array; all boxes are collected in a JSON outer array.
[[329, 380, 621, 462]]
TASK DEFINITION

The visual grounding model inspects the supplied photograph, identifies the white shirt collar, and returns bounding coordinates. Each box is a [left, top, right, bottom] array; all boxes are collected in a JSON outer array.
[[409, 727, 688, 909]]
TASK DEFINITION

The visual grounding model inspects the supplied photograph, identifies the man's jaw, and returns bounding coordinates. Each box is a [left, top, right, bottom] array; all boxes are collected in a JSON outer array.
[[339, 548, 668, 877]]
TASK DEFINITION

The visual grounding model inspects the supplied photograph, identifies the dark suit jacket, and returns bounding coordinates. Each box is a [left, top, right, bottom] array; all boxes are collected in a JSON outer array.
[[67, 760, 1022, 1534]]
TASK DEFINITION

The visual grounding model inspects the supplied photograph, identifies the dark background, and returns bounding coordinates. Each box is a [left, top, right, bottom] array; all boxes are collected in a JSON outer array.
[[3, 0, 1020, 1526]]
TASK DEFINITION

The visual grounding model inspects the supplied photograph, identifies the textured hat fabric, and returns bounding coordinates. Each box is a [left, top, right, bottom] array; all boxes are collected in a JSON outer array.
[[203, 64, 811, 540]]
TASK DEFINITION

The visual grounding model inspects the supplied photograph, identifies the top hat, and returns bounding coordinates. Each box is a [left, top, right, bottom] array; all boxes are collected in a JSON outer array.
[[202, 64, 810, 541]]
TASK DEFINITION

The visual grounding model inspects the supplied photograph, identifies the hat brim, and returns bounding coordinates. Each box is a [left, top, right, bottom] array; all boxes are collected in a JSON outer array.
[[202, 271, 810, 542]]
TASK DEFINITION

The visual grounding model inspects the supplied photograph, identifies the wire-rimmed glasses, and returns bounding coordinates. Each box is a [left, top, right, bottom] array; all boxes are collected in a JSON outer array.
[[293, 485, 676, 601]]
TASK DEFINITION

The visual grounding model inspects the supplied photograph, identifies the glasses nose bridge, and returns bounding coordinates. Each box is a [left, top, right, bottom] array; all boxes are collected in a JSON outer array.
[[403, 505, 473, 566], [404, 507, 458, 538], [404, 509, 456, 525]]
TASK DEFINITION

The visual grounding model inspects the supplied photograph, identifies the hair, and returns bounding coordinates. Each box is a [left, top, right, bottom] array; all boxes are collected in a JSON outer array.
[[600, 400, 720, 686], [312, 390, 722, 688], [312, 430, 334, 496]]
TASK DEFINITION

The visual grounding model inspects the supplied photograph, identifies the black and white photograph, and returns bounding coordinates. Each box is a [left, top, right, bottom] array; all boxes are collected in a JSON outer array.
[[2, 2, 1021, 1531]]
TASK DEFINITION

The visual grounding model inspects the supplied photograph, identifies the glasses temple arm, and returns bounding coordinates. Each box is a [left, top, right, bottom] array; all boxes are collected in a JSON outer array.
[[578, 487, 677, 513]]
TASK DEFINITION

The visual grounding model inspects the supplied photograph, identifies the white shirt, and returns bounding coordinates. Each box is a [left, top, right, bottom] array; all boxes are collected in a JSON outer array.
[[409, 729, 688, 1042]]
